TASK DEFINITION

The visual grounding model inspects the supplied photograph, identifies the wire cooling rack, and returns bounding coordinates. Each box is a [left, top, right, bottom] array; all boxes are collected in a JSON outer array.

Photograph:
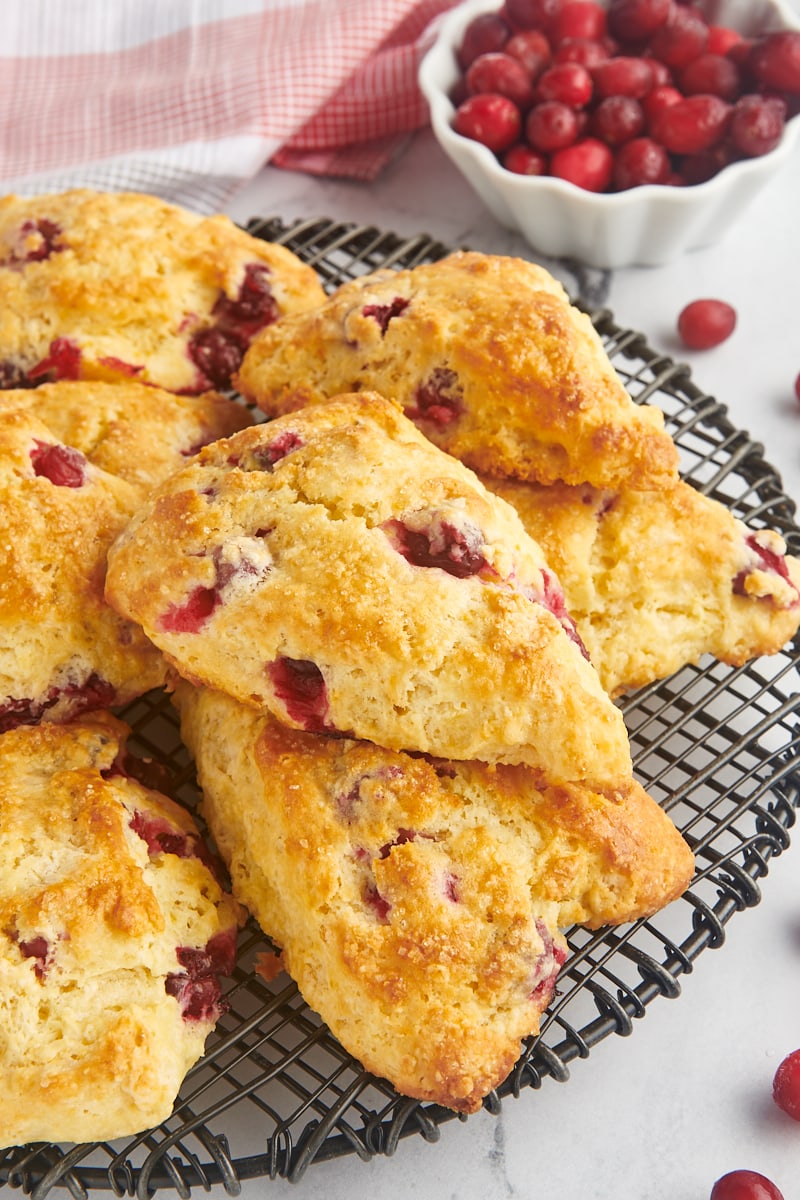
[[3, 217, 800, 1198]]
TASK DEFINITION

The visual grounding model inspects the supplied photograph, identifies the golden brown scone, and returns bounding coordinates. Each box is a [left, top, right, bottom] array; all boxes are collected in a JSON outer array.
[[0, 189, 326, 394], [175, 683, 693, 1113], [105, 392, 631, 785], [235, 250, 679, 490], [0, 403, 167, 732], [0, 378, 252, 496], [0, 712, 243, 1150], [483, 476, 800, 696]]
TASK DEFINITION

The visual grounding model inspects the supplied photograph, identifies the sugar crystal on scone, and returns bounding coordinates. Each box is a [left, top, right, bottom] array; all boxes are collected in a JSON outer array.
[[105, 392, 632, 785], [235, 250, 679, 491]]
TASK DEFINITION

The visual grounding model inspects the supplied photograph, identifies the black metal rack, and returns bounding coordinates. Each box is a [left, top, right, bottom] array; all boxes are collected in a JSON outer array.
[[3, 217, 798, 1197]]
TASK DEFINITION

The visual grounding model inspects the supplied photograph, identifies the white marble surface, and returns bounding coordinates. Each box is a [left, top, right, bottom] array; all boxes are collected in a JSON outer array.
[[214, 93, 800, 1200]]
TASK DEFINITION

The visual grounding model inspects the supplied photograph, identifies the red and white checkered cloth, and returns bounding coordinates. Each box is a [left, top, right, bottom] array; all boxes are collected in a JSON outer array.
[[0, 0, 458, 212]]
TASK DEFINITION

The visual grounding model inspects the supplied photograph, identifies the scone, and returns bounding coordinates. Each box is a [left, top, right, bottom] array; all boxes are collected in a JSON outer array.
[[0, 378, 252, 496], [0, 712, 243, 1149], [483, 476, 800, 696], [175, 683, 694, 1114], [105, 392, 632, 785], [0, 189, 326, 394], [235, 250, 679, 491]]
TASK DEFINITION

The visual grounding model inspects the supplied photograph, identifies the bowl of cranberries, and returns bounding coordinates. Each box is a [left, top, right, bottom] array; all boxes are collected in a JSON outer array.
[[419, 0, 800, 267]]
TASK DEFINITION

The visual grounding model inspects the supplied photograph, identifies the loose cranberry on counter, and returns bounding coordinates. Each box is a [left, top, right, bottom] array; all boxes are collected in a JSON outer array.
[[710, 1171, 784, 1200], [772, 1048, 800, 1120], [677, 299, 737, 350]]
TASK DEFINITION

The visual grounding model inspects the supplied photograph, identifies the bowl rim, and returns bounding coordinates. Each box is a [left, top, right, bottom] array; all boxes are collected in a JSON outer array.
[[418, 0, 800, 208]]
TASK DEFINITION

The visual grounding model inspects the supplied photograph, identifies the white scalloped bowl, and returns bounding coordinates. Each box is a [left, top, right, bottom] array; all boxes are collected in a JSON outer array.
[[419, 0, 800, 268]]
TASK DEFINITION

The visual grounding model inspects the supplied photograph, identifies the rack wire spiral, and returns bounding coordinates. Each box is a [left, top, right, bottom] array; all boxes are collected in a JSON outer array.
[[2, 217, 799, 1197]]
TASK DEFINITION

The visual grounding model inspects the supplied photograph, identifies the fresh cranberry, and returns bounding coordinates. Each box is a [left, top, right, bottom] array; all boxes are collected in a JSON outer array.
[[592, 95, 645, 143], [29, 439, 87, 487], [643, 83, 682, 121], [593, 55, 654, 99], [362, 296, 410, 334], [382, 515, 488, 579], [467, 52, 536, 108], [503, 142, 549, 173], [554, 37, 610, 68], [458, 12, 511, 70], [773, 1048, 800, 1120], [679, 52, 741, 100], [550, 136, 614, 189], [404, 366, 463, 426], [505, 28, 552, 77], [552, 1, 606, 45], [526, 99, 581, 151], [649, 4, 709, 70], [606, 0, 670, 44], [453, 92, 522, 151], [27, 337, 82, 383], [730, 94, 786, 156], [649, 94, 731, 153], [710, 1171, 784, 1200], [505, 0, 563, 33], [706, 24, 743, 58], [680, 143, 735, 184], [748, 31, 800, 93], [267, 657, 331, 732], [677, 298, 736, 349], [613, 135, 671, 185], [537, 61, 594, 106], [213, 263, 278, 337], [188, 327, 246, 390]]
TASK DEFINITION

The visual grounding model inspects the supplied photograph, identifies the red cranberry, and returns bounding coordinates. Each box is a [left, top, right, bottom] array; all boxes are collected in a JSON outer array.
[[732, 533, 798, 603], [213, 263, 278, 337], [267, 657, 331, 732], [649, 94, 731, 154], [679, 142, 735, 184], [405, 366, 463, 426], [593, 56, 655, 99], [710, 1171, 784, 1200], [27, 337, 82, 383], [188, 327, 246, 390], [502, 142, 549, 173], [643, 83, 682, 121], [553, 37, 610, 68], [773, 1048, 800, 1120], [505, 0, 563, 33], [362, 296, 410, 334], [748, 31, 800, 94], [165, 931, 236, 1024], [606, 0, 670, 45], [649, 4, 709, 70], [730, 93, 787, 156], [467, 51, 536, 108], [159, 586, 219, 634], [613, 135, 671, 186], [130, 811, 194, 859], [550, 136, 613, 189], [505, 29, 552, 78], [257, 429, 304, 467], [526, 99, 580, 151], [18, 935, 50, 980], [382, 515, 488, 578], [677, 298, 737, 349], [551, 1, 606, 45], [537, 61, 594, 106], [3, 219, 64, 266], [458, 12, 511, 70], [30, 440, 87, 487], [453, 92, 522, 151], [679, 52, 741, 100], [795, 372, 800, 405], [592, 95, 645, 144], [363, 881, 391, 923], [706, 24, 743, 58]]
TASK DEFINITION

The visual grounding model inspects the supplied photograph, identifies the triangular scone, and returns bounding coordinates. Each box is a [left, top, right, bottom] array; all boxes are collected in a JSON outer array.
[[483, 476, 800, 697], [175, 683, 694, 1114], [105, 393, 631, 784], [0, 404, 168, 732], [0, 189, 326, 395], [0, 378, 252, 498], [0, 712, 242, 1150], [235, 250, 679, 491]]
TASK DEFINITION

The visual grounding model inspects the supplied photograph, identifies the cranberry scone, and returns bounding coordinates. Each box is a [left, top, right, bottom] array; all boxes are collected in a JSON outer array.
[[175, 683, 694, 1114], [484, 476, 800, 696], [0, 713, 243, 1149], [235, 250, 679, 490], [105, 392, 631, 784], [0, 189, 326, 394]]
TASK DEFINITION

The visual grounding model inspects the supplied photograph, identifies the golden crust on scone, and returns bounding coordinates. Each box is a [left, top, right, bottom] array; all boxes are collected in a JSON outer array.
[[0, 378, 252, 496], [483, 476, 800, 696], [175, 683, 693, 1113], [0, 189, 326, 395], [0, 712, 243, 1149], [235, 250, 679, 490], [0, 404, 167, 731], [105, 392, 632, 784]]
